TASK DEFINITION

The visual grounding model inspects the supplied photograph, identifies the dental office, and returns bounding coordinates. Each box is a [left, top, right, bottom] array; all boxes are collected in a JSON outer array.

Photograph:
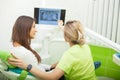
[[0, 0, 120, 80]]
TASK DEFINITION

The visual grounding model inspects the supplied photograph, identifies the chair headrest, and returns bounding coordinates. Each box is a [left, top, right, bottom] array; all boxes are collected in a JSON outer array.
[[0, 50, 16, 68], [0, 50, 29, 80]]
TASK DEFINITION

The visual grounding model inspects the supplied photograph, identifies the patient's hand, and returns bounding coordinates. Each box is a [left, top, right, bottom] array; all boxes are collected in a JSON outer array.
[[50, 62, 59, 70]]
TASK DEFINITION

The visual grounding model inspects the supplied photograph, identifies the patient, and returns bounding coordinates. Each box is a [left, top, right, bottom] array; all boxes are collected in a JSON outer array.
[[10, 15, 50, 71], [9, 20, 97, 80]]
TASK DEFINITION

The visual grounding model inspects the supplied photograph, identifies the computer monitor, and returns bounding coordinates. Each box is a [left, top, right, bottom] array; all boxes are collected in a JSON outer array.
[[34, 8, 66, 25]]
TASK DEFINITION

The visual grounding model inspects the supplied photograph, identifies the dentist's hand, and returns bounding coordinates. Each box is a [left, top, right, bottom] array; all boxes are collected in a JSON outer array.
[[58, 20, 64, 31], [8, 53, 28, 70]]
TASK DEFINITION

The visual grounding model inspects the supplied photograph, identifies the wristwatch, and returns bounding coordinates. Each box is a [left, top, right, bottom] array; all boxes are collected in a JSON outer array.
[[26, 64, 32, 71]]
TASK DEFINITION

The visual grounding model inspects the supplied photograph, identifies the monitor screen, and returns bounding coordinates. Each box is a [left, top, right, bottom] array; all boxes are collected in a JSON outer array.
[[34, 8, 66, 25]]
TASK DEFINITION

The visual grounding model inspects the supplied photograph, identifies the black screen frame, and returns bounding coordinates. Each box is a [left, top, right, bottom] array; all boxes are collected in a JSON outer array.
[[34, 8, 66, 25]]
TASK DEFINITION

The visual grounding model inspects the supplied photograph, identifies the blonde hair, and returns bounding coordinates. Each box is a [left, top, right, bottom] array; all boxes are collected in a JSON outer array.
[[64, 20, 85, 45]]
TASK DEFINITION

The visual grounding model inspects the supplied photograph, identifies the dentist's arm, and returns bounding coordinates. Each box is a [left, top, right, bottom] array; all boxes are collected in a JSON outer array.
[[8, 54, 64, 80], [29, 66, 64, 80]]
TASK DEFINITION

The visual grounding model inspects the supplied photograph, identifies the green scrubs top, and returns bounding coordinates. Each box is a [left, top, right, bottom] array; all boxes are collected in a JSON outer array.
[[57, 44, 97, 80]]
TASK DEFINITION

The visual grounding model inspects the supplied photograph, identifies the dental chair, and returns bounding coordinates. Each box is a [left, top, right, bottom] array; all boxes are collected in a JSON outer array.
[[0, 50, 101, 80], [0, 50, 39, 80]]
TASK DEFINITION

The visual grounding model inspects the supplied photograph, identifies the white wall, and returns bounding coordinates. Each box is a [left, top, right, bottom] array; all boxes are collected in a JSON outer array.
[[0, 0, 36, 50], [0, 0, 89, 50]]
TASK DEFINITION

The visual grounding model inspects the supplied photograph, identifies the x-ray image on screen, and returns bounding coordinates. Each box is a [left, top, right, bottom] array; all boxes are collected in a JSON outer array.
[[40, 10, 59, 21], [34, 8, 66, 25]]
